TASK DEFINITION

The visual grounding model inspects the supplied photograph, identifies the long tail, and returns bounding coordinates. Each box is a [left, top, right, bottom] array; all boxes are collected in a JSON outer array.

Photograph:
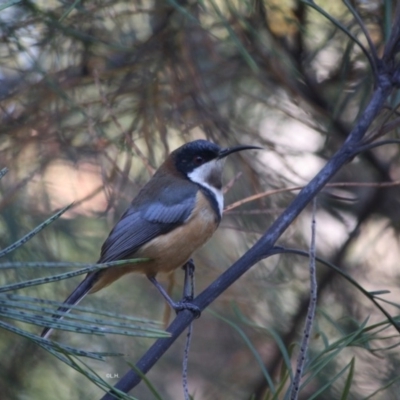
[[41, 272, 100, 339]]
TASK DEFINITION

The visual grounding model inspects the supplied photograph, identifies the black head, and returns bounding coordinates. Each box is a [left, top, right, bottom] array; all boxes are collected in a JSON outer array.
[[167, 140, 261, 217], [172, 140, 221, 176], [171, 139, 261, 177]]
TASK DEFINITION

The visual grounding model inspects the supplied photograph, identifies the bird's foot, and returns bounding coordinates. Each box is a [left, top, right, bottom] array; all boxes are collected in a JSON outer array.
[[173, 298, 201, 319]]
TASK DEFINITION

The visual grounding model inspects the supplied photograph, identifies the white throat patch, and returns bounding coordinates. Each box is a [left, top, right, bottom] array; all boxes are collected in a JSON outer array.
[[187, 159, 224, 216]]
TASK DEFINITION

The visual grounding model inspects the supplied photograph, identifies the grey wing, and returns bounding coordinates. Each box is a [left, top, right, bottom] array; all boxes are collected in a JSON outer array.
[[98, 185, 197, 263]]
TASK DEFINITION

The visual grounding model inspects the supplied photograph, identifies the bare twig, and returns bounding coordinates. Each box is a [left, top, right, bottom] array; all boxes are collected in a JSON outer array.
[[223, 172, 243, 194], [301, 0, 378, 78], [224, 180, 400, 212], [182, 324, 193, 400], [182, 261, 195, 400], [343, 0, 379, 70], [290, 198, 318, 400]]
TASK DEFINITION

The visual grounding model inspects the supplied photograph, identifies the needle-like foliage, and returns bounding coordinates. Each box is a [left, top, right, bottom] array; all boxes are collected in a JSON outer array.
[[2, 1, 400, 399]]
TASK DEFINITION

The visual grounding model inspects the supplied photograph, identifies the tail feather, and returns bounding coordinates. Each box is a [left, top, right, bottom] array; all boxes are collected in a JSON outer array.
[[41, 272, 99, 339]]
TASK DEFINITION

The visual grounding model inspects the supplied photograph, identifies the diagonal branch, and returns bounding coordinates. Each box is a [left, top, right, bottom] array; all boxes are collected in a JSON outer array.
[[100, 64, 395, 399]]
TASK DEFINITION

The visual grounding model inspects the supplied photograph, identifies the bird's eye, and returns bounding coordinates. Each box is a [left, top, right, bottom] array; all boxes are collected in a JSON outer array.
[[193, 156, 204, 165]]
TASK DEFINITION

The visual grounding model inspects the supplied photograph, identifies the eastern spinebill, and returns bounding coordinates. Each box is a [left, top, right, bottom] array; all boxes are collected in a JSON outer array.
[[41, 139, 260, 338]]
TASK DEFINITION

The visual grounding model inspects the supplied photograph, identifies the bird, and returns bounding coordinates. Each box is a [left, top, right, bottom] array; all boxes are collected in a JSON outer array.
[[41, 139, 261, 339]]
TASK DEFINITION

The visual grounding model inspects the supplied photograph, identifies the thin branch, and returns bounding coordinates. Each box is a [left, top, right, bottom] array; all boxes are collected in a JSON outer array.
[[343, 0, 379, 68], [182, 324, 193, 400], [356, 139, 400, 153], [290, 198, 318, 400], [224, 180, 400, 212], [301, 0, 378, 78], [383, 2, 400, 62], [274, 247, 400, 334], [363, 116, 400, 143], [182, 261, 195, 400]]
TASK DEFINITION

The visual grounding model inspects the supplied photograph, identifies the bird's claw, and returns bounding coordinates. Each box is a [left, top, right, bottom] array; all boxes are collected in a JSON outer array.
[[173, 299, 201, 319]]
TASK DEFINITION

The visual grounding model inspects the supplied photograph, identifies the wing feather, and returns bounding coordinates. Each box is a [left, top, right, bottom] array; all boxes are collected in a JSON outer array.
[[98, 181, 197, 263]]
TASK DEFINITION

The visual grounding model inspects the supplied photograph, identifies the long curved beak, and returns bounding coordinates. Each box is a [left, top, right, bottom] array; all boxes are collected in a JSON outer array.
[[218, 144, 262, 159]]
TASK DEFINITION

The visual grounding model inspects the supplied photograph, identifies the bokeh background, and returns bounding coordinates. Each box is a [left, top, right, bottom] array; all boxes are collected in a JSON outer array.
[[1, 1, 400, 399]]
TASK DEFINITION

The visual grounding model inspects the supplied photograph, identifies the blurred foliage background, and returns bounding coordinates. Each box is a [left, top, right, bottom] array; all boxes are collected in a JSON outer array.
[[1, 0, 400, 399]]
